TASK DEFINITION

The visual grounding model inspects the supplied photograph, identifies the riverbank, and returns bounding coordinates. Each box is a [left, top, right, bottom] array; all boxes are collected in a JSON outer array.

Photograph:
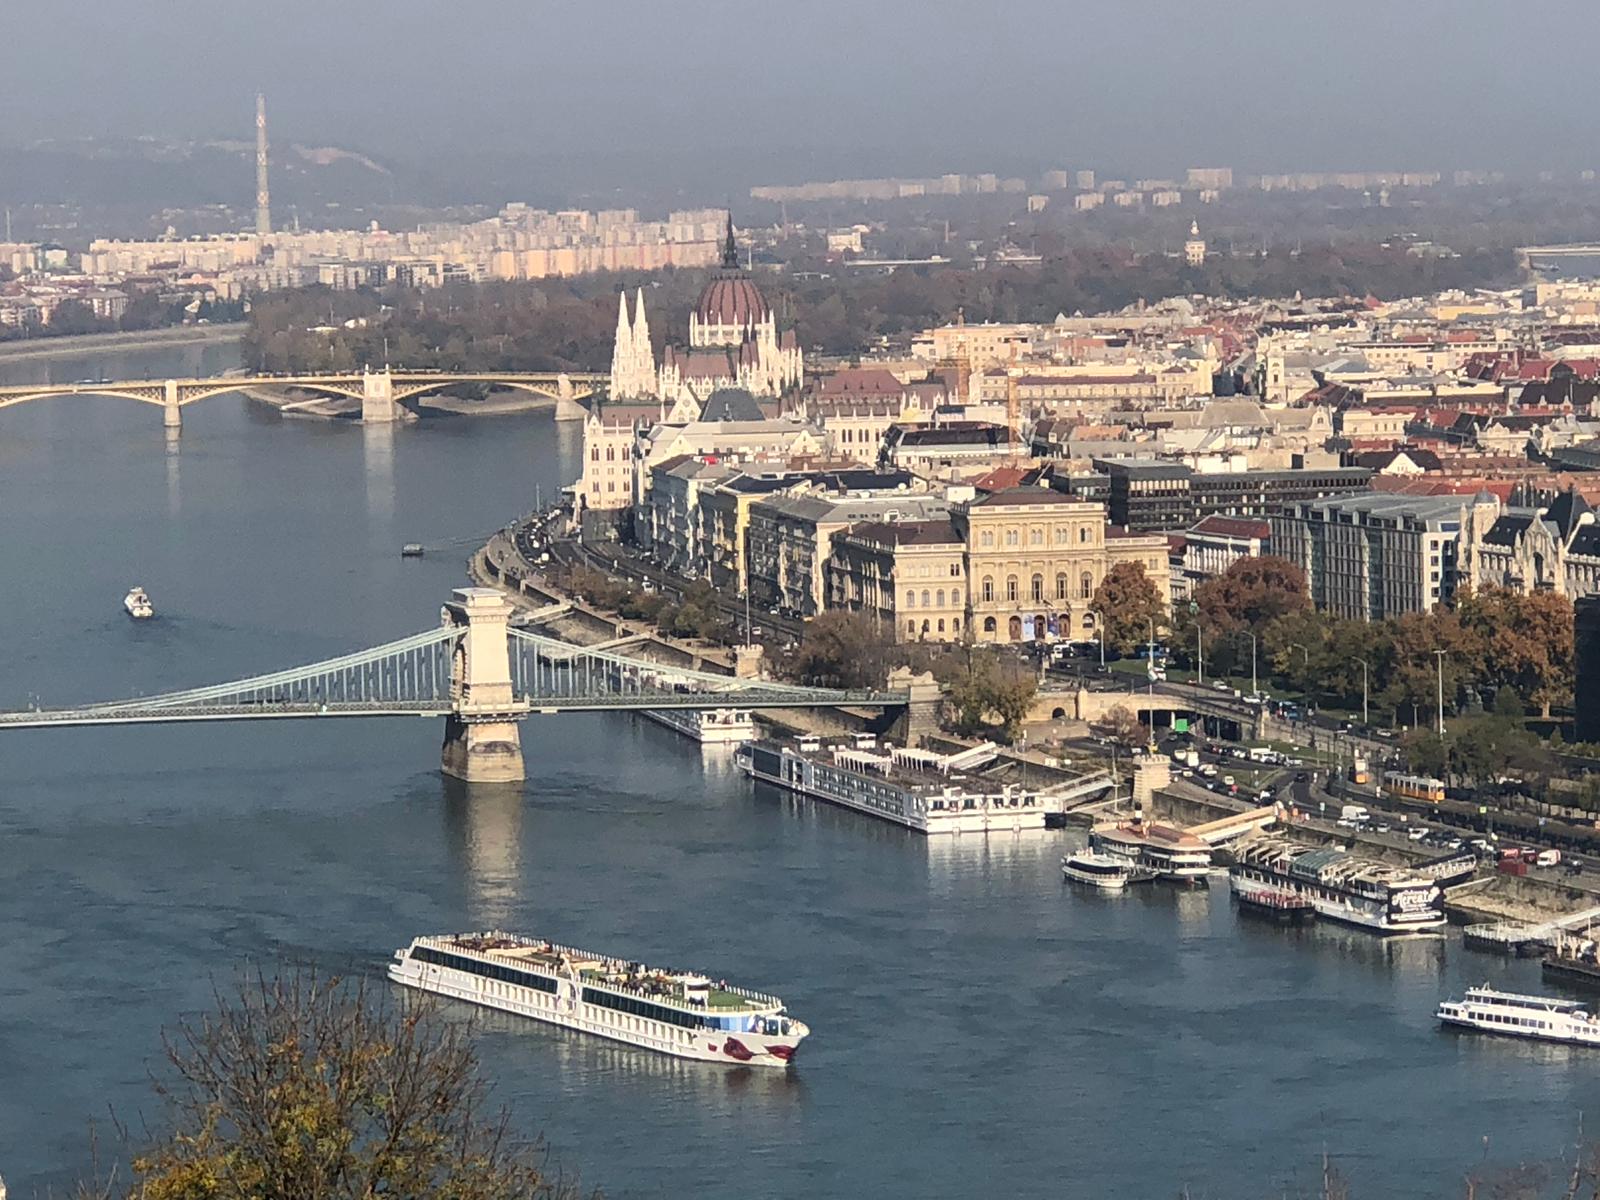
[[0, 322, 245, 362], [242, 383, 552, 422]]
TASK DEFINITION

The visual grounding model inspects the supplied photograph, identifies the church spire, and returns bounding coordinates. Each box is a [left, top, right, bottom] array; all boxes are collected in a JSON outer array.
[[610, 290, 635, 397], [721, 212, 739, 270]]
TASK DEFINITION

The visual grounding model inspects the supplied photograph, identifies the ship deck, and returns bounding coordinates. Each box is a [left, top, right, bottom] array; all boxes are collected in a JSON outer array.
[[440, 934, 775, 1012]]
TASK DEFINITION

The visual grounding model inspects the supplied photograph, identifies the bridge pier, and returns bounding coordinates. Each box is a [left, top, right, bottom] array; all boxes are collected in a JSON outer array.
[[440, 587, 525, 784], [361, 368, 400, 423], [552, 373, 587, 422], [163, 379, 181, 430]]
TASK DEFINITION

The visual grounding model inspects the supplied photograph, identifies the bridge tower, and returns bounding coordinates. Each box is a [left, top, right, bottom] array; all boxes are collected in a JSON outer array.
[[440, 587, 525, 783], [552, 373, 587, 422], [163, 379, 182, 430], [361, 368, 400, 423]]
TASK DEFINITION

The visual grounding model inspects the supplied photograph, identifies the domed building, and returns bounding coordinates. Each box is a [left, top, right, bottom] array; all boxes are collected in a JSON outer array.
[[610, 216, 803, 421]]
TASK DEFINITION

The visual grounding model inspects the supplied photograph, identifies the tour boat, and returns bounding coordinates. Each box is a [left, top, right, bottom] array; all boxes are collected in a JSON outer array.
[[388, 932, 808, 1067], [123, 586, 154, 619], [1231, 837, 1445, 934], [642, 707, 755, 745], [1062, 850, 1152, 890], [1089, 817, 1213, 882], [1437, 986, 1600, 1046], [1228, 870, 1315, 922]]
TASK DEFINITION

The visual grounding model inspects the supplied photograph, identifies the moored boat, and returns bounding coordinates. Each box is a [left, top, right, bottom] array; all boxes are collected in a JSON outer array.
[[389, 932, 807, 1067], [123, 586, 154, 619], [1088, 814, 1213, 882], [1062, 850, 1153, 890], [1231, 836, 1444, 934], [643, 707, 755, 745], [1437, 985, 1600, 1046]]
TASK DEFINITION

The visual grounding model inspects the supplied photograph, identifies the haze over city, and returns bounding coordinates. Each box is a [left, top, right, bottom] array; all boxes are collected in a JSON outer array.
[[3, 0, 1598, 194]]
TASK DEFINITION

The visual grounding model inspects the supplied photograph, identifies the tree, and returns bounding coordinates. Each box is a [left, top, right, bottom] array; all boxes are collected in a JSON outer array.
[[1456, 588, 1573, 718], [941, 653, 1038, 741], [1193, 555, 1309, 634], [1092, 705, 1148, 750], [1090, 563, 1164, 654], [91, 969, 582, 1200], [782, 610, 892, 690]]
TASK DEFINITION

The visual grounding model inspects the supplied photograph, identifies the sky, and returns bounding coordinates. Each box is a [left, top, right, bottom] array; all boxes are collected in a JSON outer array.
[[2, 0, 1596, 185]]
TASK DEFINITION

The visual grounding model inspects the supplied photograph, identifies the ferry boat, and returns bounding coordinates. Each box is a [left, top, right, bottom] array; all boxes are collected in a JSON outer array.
[[388, 932, 808, 1067], [1231, 836, 1445, 933], [1228, 870, 1315, 922], [123, 586, 154, 619], [1062, 850, 1152, 890], [1437, 985, 1600, 1046], [1089, 814, 1213, 882], [642, 707, 755, 745], [736, 735, 1062, 834]]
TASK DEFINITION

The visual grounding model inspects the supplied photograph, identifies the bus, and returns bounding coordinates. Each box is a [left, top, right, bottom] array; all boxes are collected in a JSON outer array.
[[1383, 771, 1446, 804]]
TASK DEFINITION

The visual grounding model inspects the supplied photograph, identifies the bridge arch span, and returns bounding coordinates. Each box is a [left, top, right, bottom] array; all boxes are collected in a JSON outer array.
[[0, 386, 167, 412]]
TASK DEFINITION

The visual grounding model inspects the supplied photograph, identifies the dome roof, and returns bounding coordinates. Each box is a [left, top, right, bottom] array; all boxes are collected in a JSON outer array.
[[695, 274, 769, 328]]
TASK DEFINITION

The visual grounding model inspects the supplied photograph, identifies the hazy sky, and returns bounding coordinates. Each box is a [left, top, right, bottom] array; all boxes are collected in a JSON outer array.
[[4, 0, 1596, 182]]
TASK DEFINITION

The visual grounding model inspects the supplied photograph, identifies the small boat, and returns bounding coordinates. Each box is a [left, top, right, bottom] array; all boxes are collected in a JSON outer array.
[[1062, 850, 1152, 890], [1437, 985, 1600, 1046], [123, 586, 154, 619], [401, 543, 426, 558]]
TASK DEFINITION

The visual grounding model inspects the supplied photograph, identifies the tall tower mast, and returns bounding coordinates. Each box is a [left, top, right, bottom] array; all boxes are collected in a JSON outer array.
[[254, 93, 272, 238]]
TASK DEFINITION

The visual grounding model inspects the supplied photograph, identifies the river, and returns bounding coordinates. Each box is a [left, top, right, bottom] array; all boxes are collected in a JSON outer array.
[[0, 341, 1595, 1199]]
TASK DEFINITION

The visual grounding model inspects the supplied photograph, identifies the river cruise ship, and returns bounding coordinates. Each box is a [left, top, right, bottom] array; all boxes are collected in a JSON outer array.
[[1231, 837, 1445, 933], [642, 707, 755, 745], [736, 735, 1053, 834], [1437, 986, 1600, 1046], [389, 932, 808, 1067], [1089, 817, 1213, 882]]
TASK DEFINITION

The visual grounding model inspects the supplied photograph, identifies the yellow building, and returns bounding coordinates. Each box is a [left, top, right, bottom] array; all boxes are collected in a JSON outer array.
[[957, 489, 1169, 644]]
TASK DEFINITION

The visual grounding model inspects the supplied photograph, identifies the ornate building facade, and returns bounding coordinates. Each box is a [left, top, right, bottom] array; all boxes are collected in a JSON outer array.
[[606, 219, 803, 418]]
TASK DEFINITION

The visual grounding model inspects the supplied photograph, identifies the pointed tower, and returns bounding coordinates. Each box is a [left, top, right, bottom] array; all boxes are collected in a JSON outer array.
[[631, 287, 655, 395], [610, 291, 635, 397], [721, 211, 739, 269]]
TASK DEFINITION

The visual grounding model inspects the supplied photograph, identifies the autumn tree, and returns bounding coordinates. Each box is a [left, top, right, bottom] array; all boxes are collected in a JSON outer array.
[[1193, 555, 1309, 635], [89, 969, 583, 1200], [1455, 587, 1574, 717], [942, 653, 1038, 741], [1092, 704, 1148, 750], [1090, 562, 1164, 654]]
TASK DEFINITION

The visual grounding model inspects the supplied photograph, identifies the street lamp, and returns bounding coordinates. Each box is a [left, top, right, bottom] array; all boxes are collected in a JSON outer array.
[[1433, 648, 1446, 737], [1355, 657, 1370, 727], [1243, 630, 1258, 698]]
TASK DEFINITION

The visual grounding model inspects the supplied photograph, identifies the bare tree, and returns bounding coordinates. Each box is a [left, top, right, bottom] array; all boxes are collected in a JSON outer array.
[[85, 967, 587, 1200]]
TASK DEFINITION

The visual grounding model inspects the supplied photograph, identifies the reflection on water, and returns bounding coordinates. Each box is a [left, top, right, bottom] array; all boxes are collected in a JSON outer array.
[[442, 776, 524, 927], [164, 424, 181, 516], [363, 420, 396, 521]]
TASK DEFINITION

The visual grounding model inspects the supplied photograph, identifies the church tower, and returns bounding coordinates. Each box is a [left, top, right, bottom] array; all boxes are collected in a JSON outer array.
[[1185, 220, 1207, 267], [609, 292, 637, 397], [630, 288, 656, 395]]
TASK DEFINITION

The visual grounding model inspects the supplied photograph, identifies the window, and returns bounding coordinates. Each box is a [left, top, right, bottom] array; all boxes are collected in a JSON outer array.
[[1056, 573, 1068, 600], [981, 530, 994, 547], [936, 589, 945, 607], [1055, 526, 1067, 545], [1080, 571, 1093, 599], [908, 620, 916, 634], [605, 446, 614, 461], [953, 619, 960, 633], [982, 576, 994, 603], [1006, 575, 1018, 602], [921, 589, 931, 607], [937, 619, 945, 633], [1031, 574, 1044, 602], [905, 590, 915, 608], [983, 616, 996, 633], [1030, 528, 1043, 546], [1080, 527, 1090, 543], [950, 563, 961, 577], [952, 587, 961, 605], [921, 620, 930, 634], [1005, 529, 1019, 547], [590, 447, 599, 461]]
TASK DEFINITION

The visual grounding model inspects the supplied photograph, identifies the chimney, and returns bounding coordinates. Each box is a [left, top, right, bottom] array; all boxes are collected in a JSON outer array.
[[255, 93, 271, 238]]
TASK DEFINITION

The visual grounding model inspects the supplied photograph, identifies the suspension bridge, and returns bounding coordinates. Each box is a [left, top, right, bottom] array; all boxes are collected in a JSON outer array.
[[0, 367, 608, 428], [0, 589, 910, 783]]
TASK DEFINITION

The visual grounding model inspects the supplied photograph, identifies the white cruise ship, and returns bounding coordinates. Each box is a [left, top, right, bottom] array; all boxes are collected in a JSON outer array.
[[389, 932, 808, 1067], [1089, 817, 1213, 882], [1062, 850, 1152, 890], [1437, 986, 1600, 1046], [642, 707, 755, 745], [1231, 837, 1445, 933], [736, 735, 1058, 834]]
